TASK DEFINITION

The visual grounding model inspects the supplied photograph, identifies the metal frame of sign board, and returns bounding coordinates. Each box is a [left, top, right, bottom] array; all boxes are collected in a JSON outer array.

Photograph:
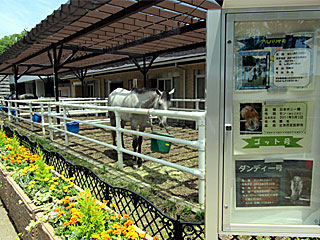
[[206, 5, 320, 239]]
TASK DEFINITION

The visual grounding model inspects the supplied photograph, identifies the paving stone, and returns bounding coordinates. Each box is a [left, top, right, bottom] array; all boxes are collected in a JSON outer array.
[[0, 202, 19, 240]]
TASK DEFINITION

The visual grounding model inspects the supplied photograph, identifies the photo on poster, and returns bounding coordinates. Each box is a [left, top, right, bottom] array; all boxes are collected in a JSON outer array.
[[236, 51, 270, 90], [235, 34, 314, 91], [240, 103, 262, 134], [284, 168, 312, 206], [235, 160, 313, 207]]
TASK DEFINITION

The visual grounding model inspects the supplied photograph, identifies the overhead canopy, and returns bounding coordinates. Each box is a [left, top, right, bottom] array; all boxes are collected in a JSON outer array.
[[0, 0, 220, 77], [222, 0, 320, 9]]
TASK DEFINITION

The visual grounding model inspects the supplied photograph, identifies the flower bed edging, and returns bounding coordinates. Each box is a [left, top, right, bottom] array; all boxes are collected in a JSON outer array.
[[0, 162, 9, 205], [0, 128, 155, 240], [5, 174, 43, 240]]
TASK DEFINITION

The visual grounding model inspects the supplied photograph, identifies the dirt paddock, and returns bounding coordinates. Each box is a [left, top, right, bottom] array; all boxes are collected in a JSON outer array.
[[10, 115, 201, 205]]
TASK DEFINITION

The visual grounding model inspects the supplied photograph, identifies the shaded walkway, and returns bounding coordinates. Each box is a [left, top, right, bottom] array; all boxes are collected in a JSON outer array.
[[0, 201, 19, 240]]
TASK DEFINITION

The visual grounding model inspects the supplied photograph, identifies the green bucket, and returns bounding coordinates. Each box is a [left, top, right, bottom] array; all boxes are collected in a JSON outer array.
[[151, 132, 174, 153]]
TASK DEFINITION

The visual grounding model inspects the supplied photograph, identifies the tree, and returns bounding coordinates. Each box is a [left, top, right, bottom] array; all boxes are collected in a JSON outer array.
[[0, 30, 27, 54]]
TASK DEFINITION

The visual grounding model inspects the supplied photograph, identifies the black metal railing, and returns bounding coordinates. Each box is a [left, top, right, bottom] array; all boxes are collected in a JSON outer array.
[[5, 126, 316, 240], [3, 126, 205, 240]]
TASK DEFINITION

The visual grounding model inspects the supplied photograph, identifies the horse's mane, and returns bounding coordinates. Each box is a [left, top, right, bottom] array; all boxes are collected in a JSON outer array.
[[131, 88, 156, 94], [131, 88, 171, 101]]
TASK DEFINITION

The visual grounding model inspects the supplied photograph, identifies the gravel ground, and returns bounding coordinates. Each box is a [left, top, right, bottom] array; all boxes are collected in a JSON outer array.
[[13, 115, 201, 204]]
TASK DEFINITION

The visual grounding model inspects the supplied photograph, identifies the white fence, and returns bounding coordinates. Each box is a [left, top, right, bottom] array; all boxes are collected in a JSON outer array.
[[0, 98, 206, 205]]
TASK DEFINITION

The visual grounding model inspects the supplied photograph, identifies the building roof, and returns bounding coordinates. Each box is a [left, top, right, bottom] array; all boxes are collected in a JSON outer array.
[[0, 0, 220, 77]]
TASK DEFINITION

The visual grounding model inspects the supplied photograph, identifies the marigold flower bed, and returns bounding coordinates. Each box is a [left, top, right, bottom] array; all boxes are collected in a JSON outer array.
[[0, 129, 154, 240]]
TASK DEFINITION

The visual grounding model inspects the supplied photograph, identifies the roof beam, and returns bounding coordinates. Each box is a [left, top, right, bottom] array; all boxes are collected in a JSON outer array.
[[65, 20, 206, 65], [0, 0, 162, 72], [62, 44, 144, 57], [57, 41, 205, 77]]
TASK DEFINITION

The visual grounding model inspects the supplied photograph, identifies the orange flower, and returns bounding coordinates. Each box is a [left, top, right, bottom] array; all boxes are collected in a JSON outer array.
[[112, 229, 121, 235], [57, 210, 65, 217], [63, 222, 70, 226], [123, 214, 130, 219], [110, 203, 116, 208], [124, 219, 133, 227], [139, 233, 146, 239], [101, 233, 110, 240]]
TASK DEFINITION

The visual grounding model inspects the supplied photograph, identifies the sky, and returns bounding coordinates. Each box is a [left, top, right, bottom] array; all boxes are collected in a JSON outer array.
[[0, 0, 67, 38]]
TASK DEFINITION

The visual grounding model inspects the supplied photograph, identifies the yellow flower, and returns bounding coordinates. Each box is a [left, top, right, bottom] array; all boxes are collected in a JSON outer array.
[[101, 232, 110, 240], [28, 185, 34, 190], [124, 219, 133, 227], [55, 207, 61, 212], [91, 233, 100, 239], [126, 231, 139, 239], [112, 224, 120, 229], [113, 229, 121, 235], [57, 210, 65, 217], [139, 232, 146, 239], [49, 186, 55, 191], [29, 181, 36, 185], [110, 203, 116, 208]]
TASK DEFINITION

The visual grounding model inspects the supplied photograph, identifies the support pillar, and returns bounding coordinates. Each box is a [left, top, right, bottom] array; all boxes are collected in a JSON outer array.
[[131, 55, 158, 88]]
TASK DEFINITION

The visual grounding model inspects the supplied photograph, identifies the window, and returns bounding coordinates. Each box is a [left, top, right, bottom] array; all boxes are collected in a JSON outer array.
[[87, 83, 94, 97], [195, 69, 206, 110]]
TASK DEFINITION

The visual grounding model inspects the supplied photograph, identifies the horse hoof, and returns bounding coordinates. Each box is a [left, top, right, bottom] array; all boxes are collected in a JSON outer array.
[[137, 159, 143, 167], [133, 164, 139, 170]]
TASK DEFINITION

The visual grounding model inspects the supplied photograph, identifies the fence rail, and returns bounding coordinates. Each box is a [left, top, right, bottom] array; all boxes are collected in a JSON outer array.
[[2, 126, 205, 240], [0, 98, 206, 206]]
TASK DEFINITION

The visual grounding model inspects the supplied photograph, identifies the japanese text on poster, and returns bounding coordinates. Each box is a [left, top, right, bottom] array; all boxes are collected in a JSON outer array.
[[235, 34, 314, 90], [236, 160, 313, 207]]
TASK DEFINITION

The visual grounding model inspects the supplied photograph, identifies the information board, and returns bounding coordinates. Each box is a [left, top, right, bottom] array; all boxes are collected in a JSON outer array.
[[236, 160, 313, 207], [234, 100, 313, 154], [235, 34, 314, 90]]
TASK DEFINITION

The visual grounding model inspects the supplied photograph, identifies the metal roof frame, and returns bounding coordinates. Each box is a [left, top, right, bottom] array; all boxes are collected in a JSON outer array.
[[0, 0, 220, 77]]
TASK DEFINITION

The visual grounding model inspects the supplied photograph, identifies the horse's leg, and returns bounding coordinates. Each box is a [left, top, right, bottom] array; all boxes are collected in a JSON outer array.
[[109, 111, 116, 146], [121, 120, 125, 148], [131, 121, 140, 169], [137, 125, 146, 167]]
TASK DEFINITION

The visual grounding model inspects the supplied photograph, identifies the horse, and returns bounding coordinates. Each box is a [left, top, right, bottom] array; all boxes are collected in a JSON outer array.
[[4, 93, 38, 100], [108, 87, 175, 168], [290, 176, 303, 202], [2, 93, 38, 113]]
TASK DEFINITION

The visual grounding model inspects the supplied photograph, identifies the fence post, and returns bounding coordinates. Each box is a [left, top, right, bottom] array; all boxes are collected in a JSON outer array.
[[63, 106, 69, 146], [174, 214, 183, 240], [41, 103, 46, 136], [197, 117, 206, 207], [115, 111, 123, 170], [8, 101, 12, 122], [29, 103, 34, 131], [14, 101, 18, 124], [48, 105, 54, 140]]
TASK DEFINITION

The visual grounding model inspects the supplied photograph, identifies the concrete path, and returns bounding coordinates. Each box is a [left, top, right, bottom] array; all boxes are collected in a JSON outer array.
[[0, 201, 19, 240]]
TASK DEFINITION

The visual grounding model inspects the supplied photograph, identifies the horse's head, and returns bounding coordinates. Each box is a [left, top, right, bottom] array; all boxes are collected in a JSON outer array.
[[155, 88, 175, 127], [240, 105, 261, 131]]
